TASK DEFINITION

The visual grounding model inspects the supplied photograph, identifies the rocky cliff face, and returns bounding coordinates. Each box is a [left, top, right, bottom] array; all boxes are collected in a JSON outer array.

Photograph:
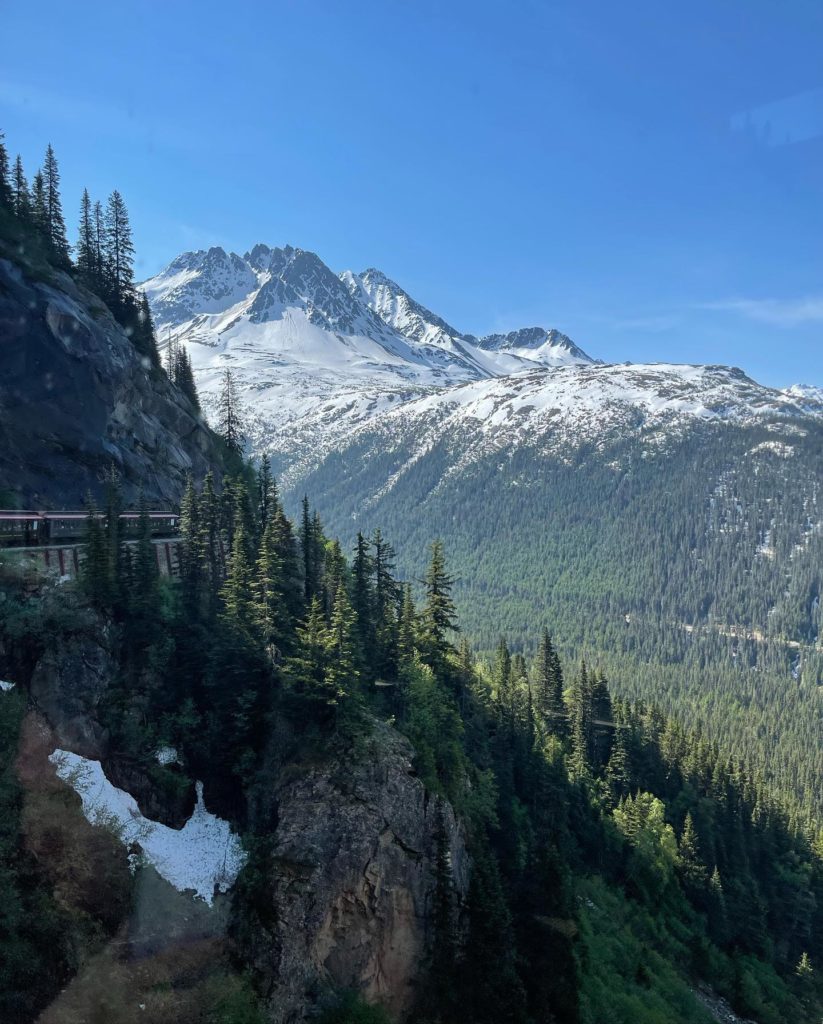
[[13, 614, 469, 1022], [250, 723, 470, 1023], [0, 251, 221, 508]]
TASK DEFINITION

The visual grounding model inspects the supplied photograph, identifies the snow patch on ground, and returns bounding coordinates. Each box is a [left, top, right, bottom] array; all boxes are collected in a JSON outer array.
[[49, 749, 245, 904], [155, 746, 181, 766], [0, 680, 15, 692]]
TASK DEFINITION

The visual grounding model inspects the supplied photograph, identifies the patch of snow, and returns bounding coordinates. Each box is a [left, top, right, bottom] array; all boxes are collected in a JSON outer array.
[[0, 680, 15, 692], [49, 749, 245, 904], [155, 746, 180, 766]]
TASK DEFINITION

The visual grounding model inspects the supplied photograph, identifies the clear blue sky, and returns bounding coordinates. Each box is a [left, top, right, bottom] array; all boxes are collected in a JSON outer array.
[[3, 0, 822, 386]]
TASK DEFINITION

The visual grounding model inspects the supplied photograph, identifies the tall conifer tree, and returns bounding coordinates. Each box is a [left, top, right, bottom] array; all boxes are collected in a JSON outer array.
[[12, 156, 31, 222], [42, 144, 70, 267], [0, 131, 11, 208]]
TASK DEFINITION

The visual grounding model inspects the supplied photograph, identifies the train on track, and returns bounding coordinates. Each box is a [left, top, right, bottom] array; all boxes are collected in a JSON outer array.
[[0, 510, 180, 547]]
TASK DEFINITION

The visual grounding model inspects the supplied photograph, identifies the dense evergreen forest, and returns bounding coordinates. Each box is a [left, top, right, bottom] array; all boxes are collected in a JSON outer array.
[[2, 461, 822, 1022], [293, 413, 823, 821]]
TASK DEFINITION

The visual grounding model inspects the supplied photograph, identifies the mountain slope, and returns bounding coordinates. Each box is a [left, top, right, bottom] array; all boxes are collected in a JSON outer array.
[[287, 365, 823, 815]]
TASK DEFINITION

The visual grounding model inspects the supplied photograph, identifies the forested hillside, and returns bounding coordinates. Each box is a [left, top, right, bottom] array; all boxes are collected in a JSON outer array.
[[2, 463, 822, 1023], [292, 415, 823, 820]]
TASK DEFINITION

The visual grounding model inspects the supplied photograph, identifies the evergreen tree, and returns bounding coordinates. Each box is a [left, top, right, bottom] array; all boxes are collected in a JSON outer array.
[[679, 812, 708, 891], [198, 470, 222, 608], [257, 454, 274, 529], [42, 144, 70, 267], [568, 661, 593, 781], [103, 189, 134, 309], [216, 368, 244, 456], [605, 725, 631, 803], [460, 842, 529, 1024], [221, 524, 256, 632], [299, 496, 317, 603], [31, 170, 47, 236], [76, 188, 96, 287], [127, 494, 160, 655], [397, 583, 418, 666], [92, 199, 106, 286], [179, 476, 204, 613], [12, 155, 31, 222], [424, 803, 459, 1019], [494, 636, 515, 731], [285, 597, 335, 714], [268, 498, 304, 629], [254, 514, 289, 663], [0, 131, 10, 208], [534, 628, 566, 738], [419, 540, 458, 672], [351, 531, 375, 666], [134, 292, 162, 369], [81, 499, 108, 608], [324, 584, 360, 721]]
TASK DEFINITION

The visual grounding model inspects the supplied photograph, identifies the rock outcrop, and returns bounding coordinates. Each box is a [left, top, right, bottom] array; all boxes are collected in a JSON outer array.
[[0, 251, 221, 507], [251, 722, 470, 1023]]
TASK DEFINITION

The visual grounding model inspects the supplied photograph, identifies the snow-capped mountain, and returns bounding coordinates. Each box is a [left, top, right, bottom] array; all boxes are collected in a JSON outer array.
[[141, 243, 823, 488], [140, 244, 596, 464]]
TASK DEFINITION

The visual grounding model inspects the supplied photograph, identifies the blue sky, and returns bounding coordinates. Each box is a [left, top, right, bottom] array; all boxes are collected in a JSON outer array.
[[2, 0, 822, 386]]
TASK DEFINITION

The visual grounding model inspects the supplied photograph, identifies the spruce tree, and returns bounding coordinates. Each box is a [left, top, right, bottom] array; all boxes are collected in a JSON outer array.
[[679, 812, 708, 890], [299, 496, 315, 603], [103, 189, 134, 309], [103, 466, 125, 611], [0, 131, 10, 208], [31, 171, 47, 237], [76, 188, 96, 287], [134, 292, 162, 369], [494, 637, 515, 730], [127, 494, 160, 654], [92, 199, 106, 286], [81, 498, 108, 608], [221, 524, 255, 631], [419, 540, 458, 670], [254, 515, 289, 662], [397, 583, 418, 665], [325, 584, 360, 720], [568, 661, 593, 781], [42, 144, 70, 268], [179, 476, 203, 613], [216, 368, 244, 456], [605, 726, 631, 803], [534, 628, 566, 738], [12, 156, 31, 222], [351, 531, 374, 665], [257, 454, 274, 528], [198, 470, 222, 609]]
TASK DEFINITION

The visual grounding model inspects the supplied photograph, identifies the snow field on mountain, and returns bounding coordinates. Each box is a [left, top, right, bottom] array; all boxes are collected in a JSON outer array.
[[49, 749, 246, 904]]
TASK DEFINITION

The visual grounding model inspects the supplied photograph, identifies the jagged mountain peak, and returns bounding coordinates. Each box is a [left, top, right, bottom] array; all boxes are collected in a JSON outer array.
[[474, 326, 595, 365]]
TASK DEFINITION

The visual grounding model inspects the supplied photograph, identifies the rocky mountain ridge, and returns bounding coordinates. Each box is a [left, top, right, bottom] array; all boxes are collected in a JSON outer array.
[[141, 244, 823, 493]]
